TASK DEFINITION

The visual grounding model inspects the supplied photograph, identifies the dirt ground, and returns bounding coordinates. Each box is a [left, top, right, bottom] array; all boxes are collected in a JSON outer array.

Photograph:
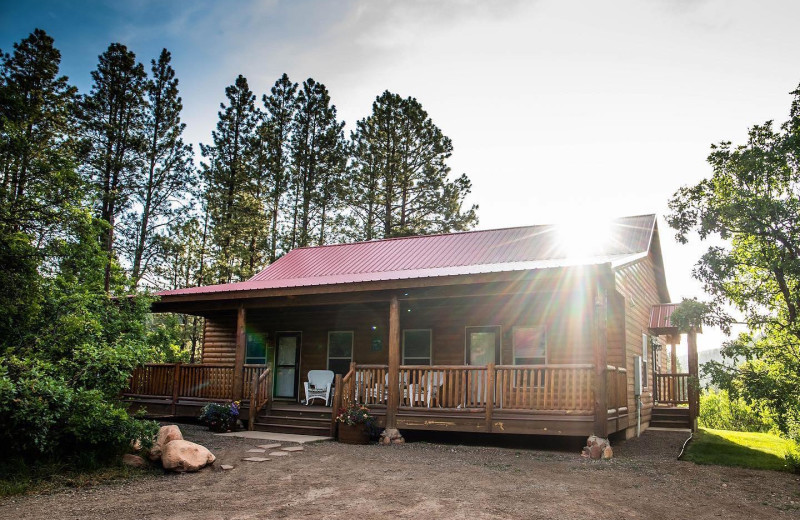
[[2, 423, 798, 520]]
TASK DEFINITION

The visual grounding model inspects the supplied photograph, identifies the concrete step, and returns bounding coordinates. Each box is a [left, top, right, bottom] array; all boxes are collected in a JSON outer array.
[[257, 416, 330, 428], [253, 422, 331, 436]]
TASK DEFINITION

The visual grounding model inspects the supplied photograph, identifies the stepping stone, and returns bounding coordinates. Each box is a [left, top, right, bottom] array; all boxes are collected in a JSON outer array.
[[221, 465, 234, 470], [247, 448, 266, 453], [257, 443, 282, 450], [241, 457, 271, 462], [281, 446, 304, 452], [269, 451, 289, 457]]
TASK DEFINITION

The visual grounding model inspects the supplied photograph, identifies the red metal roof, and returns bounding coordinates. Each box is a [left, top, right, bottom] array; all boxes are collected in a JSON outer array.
[[649, 303, 679, 333], [158, 214, 657, 298]]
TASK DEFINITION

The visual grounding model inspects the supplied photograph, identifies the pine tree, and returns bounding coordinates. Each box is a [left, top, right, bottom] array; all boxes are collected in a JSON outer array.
[[200, 75, 259, 283], [260, 73, 297, 261], [349, 91, 477, 239], [125, 49, 195, 288], [0, 28, 80, 238], [288, 78, 348, 248], [81, 43, 147, 292]]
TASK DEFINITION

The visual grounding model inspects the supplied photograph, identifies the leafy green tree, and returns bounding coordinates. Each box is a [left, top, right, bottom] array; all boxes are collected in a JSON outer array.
[[668, 81, 800, 438], [349, 91, 478, 239], [0, 29, 81, 349], [125, 48, 195, 288], [80, 43, 147, 292]]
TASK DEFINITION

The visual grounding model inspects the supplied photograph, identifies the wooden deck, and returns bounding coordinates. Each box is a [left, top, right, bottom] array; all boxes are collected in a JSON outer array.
[[122, 362, 629, 437]]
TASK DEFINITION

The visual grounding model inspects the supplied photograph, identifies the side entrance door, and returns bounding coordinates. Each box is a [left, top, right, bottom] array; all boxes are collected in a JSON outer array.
[[274, 332, 301, 399]]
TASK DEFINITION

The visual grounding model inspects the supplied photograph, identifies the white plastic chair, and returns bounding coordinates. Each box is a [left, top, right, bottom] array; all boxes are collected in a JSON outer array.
[[304, 370, 334, 406]]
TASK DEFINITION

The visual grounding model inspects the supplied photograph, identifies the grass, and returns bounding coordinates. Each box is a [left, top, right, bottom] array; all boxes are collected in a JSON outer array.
[[682, 427, 796, 472], [0, 461, 158, 498]]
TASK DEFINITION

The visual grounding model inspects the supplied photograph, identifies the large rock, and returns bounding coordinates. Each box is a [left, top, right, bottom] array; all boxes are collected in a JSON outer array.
[[161, 440, 216, 472], [582, 435, 612, 460], [149, 424, 183, 461], [122, 453, 148, 468]]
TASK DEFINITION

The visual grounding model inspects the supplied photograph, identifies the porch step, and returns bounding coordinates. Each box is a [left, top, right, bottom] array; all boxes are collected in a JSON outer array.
[[651, 407, 690, 429], [252, 403, 333, 436]]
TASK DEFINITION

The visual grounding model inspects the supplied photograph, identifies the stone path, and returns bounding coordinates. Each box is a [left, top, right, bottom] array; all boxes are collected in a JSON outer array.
[[236, 443, 305, 466]]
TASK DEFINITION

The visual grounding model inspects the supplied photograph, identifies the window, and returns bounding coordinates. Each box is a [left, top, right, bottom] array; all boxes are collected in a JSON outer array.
[[641, 333, 649, 388], [512, 327, 546, 364], [403, 329, 431, 365], [328, 331, 353, 375], [245, 333, 268, 365]]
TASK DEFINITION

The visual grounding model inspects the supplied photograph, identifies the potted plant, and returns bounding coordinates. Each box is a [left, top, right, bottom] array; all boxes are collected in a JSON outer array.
[[335, 404, 375, 444], [199, 401, 240, 433]]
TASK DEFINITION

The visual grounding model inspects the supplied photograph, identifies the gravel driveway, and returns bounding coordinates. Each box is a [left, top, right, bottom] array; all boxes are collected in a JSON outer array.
[[2, 424, 798, 519]]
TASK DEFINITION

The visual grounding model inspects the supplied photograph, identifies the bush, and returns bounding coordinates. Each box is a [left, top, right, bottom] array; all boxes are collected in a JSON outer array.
[[699, 388, 779, 434], [199, 401, 240, 432], [0, 358, 159, 463]]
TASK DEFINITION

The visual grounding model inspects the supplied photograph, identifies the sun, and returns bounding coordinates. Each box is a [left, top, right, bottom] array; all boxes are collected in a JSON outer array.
[[555, 217, 613, 259]]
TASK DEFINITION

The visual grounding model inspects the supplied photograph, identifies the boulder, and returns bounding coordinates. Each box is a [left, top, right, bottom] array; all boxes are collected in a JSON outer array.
[[161, 440, 216, 472], [149, 424, 183, 461], [122, 453, 148, 468], [582, 435, 612, 460], [602, 446, 614, 459]]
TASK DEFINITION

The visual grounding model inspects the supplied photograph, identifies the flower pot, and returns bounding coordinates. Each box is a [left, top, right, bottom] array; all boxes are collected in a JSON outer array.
[[338, 423, 370, 445]]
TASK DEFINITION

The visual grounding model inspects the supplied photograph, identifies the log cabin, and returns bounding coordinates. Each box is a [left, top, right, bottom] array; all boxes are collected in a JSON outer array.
[[126, 214, 695, 440]]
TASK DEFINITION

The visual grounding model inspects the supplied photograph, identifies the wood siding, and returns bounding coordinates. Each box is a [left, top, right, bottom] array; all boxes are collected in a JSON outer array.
[[613, 253, 667, 436]]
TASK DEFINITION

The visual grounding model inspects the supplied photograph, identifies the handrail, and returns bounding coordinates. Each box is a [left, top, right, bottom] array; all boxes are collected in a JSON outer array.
[[248, 366, 272, 430]]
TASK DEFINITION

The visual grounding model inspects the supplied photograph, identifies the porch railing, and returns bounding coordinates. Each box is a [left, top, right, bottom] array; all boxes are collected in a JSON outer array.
[[123, 363, 267, 411], [344, 363, 606, 414], [654, 373, 689, 406], [248, 366, 273, 430]]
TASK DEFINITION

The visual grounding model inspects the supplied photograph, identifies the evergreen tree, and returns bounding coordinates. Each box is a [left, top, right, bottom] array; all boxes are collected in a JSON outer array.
[[0, 28, 80, 239], [125, 48, 195, 288], [80, 43, 147, 292], [0, 29, 80, 345], [349, 91, 477, 239], [288, 78, 348, 247], [260, 73, 297, 261], [200, 75, 259, 283]]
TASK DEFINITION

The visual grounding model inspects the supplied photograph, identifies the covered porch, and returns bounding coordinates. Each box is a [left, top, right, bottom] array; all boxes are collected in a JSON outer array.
[[124, 267, 631, 439]]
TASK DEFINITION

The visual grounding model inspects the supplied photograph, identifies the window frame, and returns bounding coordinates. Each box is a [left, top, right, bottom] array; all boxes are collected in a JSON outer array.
[[511, 326, 547, 365], [245, 332, 269, 365], [327, 330, 354, 374], [464, 325, 502, 365], [402, 329, 432, 365]]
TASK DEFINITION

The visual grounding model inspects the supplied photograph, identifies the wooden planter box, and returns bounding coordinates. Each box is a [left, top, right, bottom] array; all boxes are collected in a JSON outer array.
[[337, 423, 370, 444]]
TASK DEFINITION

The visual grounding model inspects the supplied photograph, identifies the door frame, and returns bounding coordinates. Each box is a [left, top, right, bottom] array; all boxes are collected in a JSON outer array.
[[274, 331, 302, 400], [464, 325, 502, 365]]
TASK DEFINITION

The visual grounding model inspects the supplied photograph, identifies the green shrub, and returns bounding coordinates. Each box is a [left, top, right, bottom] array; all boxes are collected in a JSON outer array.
[[786, 443, 800, 474], [0, 357, 159, 464], [699, 388, 778, 434], [199, 401, 240, 432]]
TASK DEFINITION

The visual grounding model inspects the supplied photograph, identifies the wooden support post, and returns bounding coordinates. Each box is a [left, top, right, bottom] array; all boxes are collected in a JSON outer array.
[[687, 329, 699, 432], [232, 305, 247, 401], [385, 296, 400, 430], [486, 363, 495, 433], [670, 340, 678, 403], [330, 374, 343, 437], [593, 285, 609, 438], [171, 362, 181, 416]]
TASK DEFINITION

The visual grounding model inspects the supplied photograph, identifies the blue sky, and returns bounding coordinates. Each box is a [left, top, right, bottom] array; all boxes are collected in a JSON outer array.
[[3, 0, 800, 351]]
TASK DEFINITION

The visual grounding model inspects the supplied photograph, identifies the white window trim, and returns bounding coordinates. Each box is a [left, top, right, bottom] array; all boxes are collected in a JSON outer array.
[[511, 326, 547, 365], [327, 331, 354, 371], [402, 329, 432, 365]]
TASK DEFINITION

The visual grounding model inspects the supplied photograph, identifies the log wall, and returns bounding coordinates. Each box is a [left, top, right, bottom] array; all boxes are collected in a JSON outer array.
[[202, 313, 237, 365]]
